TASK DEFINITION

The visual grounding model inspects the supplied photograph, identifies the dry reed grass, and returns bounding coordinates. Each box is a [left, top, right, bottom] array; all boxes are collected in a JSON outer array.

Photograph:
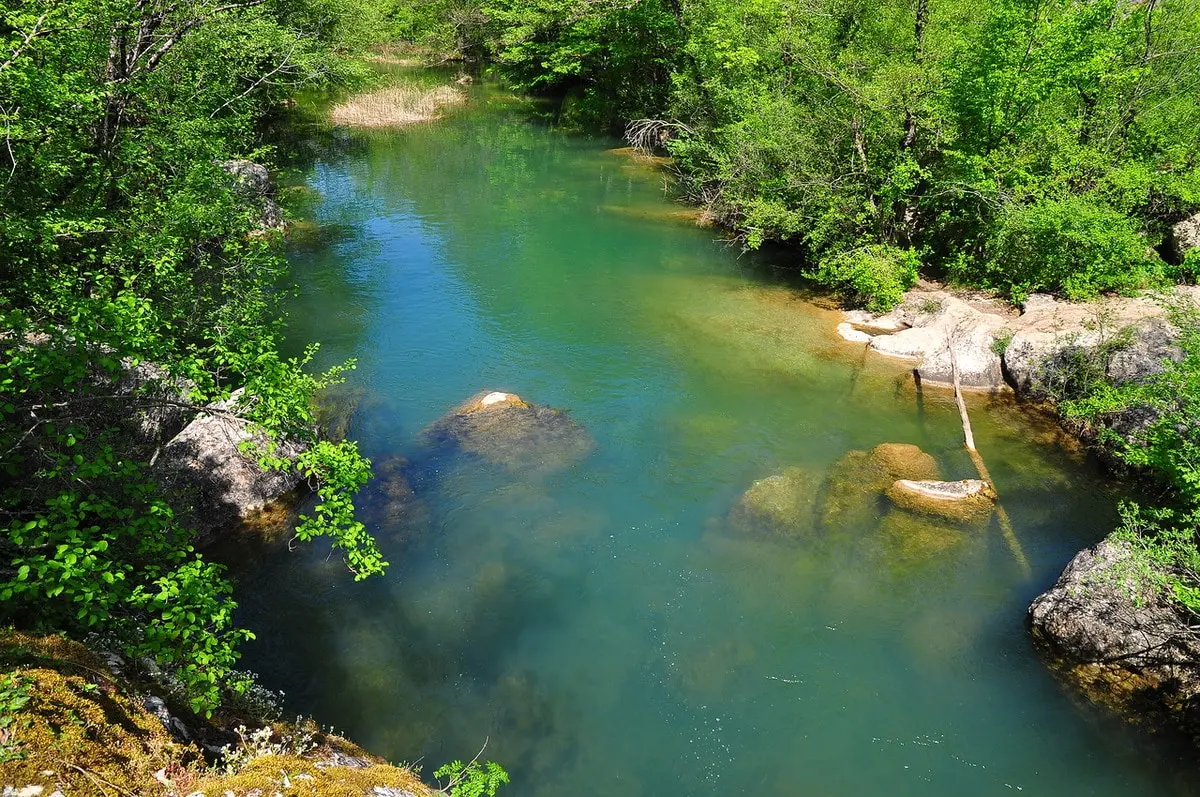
[[330, 84, 466, 128]]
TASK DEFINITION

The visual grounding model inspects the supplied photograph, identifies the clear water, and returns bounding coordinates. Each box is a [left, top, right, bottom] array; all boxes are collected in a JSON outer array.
[[222, 80, 1199, 796]]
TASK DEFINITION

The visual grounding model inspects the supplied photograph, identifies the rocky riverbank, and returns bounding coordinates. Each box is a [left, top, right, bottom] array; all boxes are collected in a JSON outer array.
[[839, 280, 1200, 744]]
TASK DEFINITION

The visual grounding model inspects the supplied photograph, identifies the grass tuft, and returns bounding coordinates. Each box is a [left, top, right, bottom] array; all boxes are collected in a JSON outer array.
[[330, 84, 466, 128]]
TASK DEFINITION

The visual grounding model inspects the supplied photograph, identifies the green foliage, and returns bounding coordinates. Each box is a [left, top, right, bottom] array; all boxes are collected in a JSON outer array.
[[1063, 306, 1200, 614], [0, 0, 391, 712], [0, 673, 33, 762], [406, 0, 1200, 298], [814, 244, 920, 312], [1109, 503, 1200, 616], [975, 197, 1162, 301], [434, 759, 510, 797]]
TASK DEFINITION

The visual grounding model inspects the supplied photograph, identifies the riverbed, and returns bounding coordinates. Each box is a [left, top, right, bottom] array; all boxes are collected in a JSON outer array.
[[222, 79, 1199, 796]]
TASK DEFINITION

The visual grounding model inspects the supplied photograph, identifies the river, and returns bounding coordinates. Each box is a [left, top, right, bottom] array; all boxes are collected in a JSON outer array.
[[221, 77, 1198, 796]]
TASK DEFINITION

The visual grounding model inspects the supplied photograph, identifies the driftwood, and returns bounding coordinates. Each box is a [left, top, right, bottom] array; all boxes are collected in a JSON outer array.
[[948, 336, 1032, 578]]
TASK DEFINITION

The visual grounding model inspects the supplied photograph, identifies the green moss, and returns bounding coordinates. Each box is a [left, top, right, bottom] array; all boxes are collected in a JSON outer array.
[[198, 753, 436, 797], [0, 631, 197, 794]]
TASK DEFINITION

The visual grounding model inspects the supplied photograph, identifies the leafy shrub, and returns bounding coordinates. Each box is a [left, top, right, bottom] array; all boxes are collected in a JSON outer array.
[[978, 197, 1163, 301], [1109, 503, 1200, 616], [434, 758, 510, 797], [813, 244, 921, 312]]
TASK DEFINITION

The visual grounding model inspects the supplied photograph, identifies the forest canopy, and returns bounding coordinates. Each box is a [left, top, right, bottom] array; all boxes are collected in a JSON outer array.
[[390, 0, 1200, 307]]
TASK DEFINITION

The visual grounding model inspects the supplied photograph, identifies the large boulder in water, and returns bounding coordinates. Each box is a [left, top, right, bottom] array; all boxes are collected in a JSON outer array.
[[886, 479, 996, 524], [423, 391, 593, 473], [728, 467, 822, 538], [820, 443, 941, 530], [1028, 537, 1200, 740], [156, 389, 307, 543]]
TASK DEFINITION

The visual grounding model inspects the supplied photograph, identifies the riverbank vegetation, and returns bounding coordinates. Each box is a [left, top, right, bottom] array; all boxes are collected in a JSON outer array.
[[331, 83, 466, 127], [383, 0, 1200, 308], [0, 0, 395, 715]]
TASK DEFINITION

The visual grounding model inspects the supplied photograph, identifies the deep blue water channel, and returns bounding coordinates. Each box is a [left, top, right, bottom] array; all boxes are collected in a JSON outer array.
[[222, 81, 1200, 796]]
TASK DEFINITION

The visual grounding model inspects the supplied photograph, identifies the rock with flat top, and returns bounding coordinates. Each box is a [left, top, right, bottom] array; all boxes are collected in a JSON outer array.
[[886, 478, 996, 524]]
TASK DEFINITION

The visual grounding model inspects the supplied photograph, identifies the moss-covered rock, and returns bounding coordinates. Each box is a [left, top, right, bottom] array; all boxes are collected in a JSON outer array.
[[876, 509, 967, 566], [728, 467, 822, 538], [885, 479, 997, 524], [423, 391, 593, 474], [0, 631, 197, 793], [0, 631, 435, 796], [820, 443, 941, 530]]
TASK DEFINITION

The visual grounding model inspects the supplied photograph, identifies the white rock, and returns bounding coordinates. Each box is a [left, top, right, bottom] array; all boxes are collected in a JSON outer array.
[[836, 322, 872, 343]]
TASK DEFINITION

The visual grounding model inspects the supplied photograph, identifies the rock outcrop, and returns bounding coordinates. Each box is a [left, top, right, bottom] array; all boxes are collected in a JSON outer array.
[[423, 390, 593, 473], [156, 389, 307, 543], [1028, 538, 1200, 740], [220, 159, 285, 231], [839, 284, 1199, 399], [886, 479, 997, 524], [0, 630, 438, 796], [1171, 213, 1200, 263]]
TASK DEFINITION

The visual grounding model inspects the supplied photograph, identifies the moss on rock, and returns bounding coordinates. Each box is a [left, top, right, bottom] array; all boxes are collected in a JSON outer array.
[[0, 631, 197, 793], [728, 467, 822, 538], [820, 443, 941, 530]]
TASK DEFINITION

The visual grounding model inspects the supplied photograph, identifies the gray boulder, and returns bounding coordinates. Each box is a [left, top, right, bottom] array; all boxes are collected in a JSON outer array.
[[1028, 538, 1200, 739], [423, 391, 593, 474], [1170, 213, 1200, 263], [219, 159, 285, 231], [156, 389, 307, 542]]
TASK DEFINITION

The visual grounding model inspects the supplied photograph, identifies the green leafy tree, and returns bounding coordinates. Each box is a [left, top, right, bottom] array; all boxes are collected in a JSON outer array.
[[0, 0, 388, 712]]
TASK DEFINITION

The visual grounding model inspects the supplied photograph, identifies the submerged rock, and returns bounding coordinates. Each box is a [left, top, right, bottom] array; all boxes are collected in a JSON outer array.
[[423, 390, 593, 473], [886, 479, 996, 524], [877, 509, 967, 565], [156, 389, 307, 543], [1028, 538, 1200, 741], [728, 467, 822, 538], [820, 443, 941, 530]]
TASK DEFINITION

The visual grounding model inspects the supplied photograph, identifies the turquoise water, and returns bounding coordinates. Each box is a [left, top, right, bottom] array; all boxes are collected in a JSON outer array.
[[224, 81, 1198, 795]]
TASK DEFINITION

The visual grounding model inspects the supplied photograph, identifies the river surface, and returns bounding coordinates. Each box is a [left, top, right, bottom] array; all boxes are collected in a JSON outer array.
[[222, 77, 1198, 796]]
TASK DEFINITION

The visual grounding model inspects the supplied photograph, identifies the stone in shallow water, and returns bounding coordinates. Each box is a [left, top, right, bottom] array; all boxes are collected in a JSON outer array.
[[877, 509, 966, 565], [886, 479, 997, 524], [819, 443, 941, 530], [728, 466, 822, 538], [423, 390, 593, 473]]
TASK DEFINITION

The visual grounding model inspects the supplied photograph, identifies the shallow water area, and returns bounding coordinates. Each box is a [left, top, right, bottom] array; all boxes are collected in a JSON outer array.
[[223, 78, 1200, 796]]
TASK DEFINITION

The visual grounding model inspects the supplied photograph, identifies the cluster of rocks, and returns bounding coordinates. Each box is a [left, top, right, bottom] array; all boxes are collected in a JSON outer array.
[[839, 284, 1199, 397], [727, 442, 996, 563], [836, 272, 1200, 743]]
